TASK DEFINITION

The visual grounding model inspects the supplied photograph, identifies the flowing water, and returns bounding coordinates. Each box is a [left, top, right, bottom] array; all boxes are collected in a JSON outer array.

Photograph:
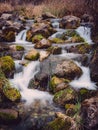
[[5, 18, 96, 129]]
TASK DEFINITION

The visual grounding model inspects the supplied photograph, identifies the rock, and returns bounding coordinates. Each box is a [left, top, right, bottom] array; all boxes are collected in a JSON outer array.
[[26, 22, 56, 41], [50, 76, 65, 93], [46, 112, 78, 130], [0, 56, 15, 78], [29, 73, 49, 91], [47, 46, 62, 55], [3, 87, 21, 102], [25, 49, 39, 61], [42, 12, 56, 20], [54, 60, 82, 80], [89, 51, 98, 82], [34, 39, 51, 49], [39, 51, 50, 61], [0, 109, 19, 124], [60, 15, 80, 29], [32, 34, 44, 43], [81, 14, 94, 23], [53, 87, 76, 106], [81, 97, 98, 130], [9, 45, 24, 51], [1, 13, 12, 20], [49, 38, 64, 44], [66, 43, 91, 54], [71, 35, 85, 43]]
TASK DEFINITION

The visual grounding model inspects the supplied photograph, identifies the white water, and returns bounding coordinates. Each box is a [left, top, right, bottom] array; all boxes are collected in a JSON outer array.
[[70, 62, 96, 90], [76, 26, 93, 44], [10, 61, 52, 105]]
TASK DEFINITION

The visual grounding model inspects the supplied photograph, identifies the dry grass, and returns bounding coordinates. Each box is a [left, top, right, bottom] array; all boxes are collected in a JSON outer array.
[[0, 0, 87, 18]]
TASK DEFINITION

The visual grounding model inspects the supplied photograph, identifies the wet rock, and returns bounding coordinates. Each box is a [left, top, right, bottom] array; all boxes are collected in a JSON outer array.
[[29, 73, 49, 91], [39, 51, 50, 61], [46, 112, 79, 130], [50, 76, 66, 93], [66, 43, 91, 54], [71, 35, 84, 43], [25, 49, 39, 61], [54, 60, 82, 80], [32, 34, 44, 43], [42, 12, 56, 20], [0, 109, 19, 124], [60, 15, 80, 29], [47, 46, 62, 55], [0, 56, 15, 78], [53, 87, 76, 106], [26, 22, 56, 41], [81, 97, 98, 130], [89, 51, 98, 82], [9, 45, 24, 51], [34, 39, 51, 49], [49, 38, 64, 44]]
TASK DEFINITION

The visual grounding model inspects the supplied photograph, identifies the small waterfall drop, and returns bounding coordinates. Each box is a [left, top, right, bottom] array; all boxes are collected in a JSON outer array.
[[70, 62, 96, 90], [10, 61, 52, 105], [15, 29, 27, 43], [76, 26, 93, 44]]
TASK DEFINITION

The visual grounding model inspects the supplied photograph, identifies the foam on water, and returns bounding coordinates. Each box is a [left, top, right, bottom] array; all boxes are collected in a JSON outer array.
[[70, 62, 96, 90]]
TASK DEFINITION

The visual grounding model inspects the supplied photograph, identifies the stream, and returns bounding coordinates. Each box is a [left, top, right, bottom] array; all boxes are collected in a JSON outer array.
[[2, 18, 96, 130]]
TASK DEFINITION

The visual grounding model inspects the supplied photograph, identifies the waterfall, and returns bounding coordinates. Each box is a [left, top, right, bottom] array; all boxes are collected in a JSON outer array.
[[10, 61, 52, 105], [76, 26, 93, 44], [15, 29, 28, 43], [69, 62, 96, 90]]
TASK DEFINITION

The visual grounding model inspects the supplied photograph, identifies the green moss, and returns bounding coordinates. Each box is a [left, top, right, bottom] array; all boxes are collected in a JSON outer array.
[[16, 45, 24, 51], [0, 112, 16, 120], [3, 87, 21, 102], [47, 117, 71, 130], [50, 38, 64, 44], [5, 31, 15, 42], [25, 52, 39, 61], [53, 88, 75, 106], [0, 56, 15, 77], [26, 30, 32, 42], [71, 35, 85, 43], [50, 76, 64, 93], [32, 34, 44, 43], [77, 43, 91, 54], [66, 30, 78, 37]]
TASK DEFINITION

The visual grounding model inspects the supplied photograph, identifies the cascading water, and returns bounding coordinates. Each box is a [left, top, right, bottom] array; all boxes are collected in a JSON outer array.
[[69, 62, 96, 90], [76, 26, 93, 44], [10, 61, 52, 105]]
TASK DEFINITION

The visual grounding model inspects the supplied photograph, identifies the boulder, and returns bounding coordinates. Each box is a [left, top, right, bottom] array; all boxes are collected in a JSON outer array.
[[25, 49, 39, 60], [9, 45, 24, 51], [0, 56, 15, 78], [29, 73, 49, 91], [47, 46, 62, 55], [42, 12, 56, 20], [49, 38, 64, 44], [53, 87, 76, 106], [0, 109, 19, 124], [81, 97, 98, 130], [60, 15, 80, 29], [39, 51, 50, 61], [89, 51, 98, 82], [26, 22, 56, 41], [54, 60, 82, 80], [32, 34, 44, 43], [34, 39, 51, 49]]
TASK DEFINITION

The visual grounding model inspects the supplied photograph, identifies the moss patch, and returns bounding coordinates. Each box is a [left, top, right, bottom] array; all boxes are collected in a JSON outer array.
[[50, 38, 64, 44], [16, 45, 24, 51], [32, 34, 44, 43]]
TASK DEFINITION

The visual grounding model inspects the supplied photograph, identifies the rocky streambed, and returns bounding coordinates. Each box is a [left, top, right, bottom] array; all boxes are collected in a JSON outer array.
[[0, 12, 98, 130]]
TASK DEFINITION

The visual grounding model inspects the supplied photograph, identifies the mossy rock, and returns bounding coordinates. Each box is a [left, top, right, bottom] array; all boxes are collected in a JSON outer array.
[[50, 76, 64, 93], [76, 43, 91, 54], [32, 34, 44, 43], [71, 35, 85, 43], [16, 45, 24, 51], [65, 30, 78, 37], [5, 31, 15, 42], [3, 87, 21, 102], [50, 38, 64, 44], [0, 109, 19, 123], [26, 30, 33, 42], [47, 46, 62, 55], [46, 117, 71, 130], [25, 49, 39, 61], [0, 56, 15, 78], [53, 87, 76, 106]]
